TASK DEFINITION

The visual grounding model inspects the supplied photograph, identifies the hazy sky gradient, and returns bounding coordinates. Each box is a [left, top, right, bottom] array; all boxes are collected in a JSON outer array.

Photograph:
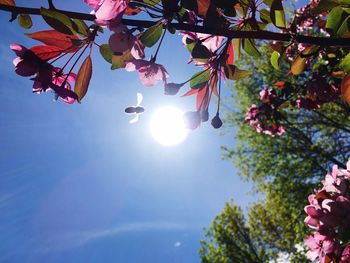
[[0, 1, 257, 262]]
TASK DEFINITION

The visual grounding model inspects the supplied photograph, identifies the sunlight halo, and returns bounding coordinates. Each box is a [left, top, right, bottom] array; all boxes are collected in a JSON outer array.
[[150, 106, 188, 146]]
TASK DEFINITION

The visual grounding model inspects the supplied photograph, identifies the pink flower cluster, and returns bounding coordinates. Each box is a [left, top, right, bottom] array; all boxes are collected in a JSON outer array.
[[84, 1, 169, 88], [84, 0, 129, 25], [245, 88, 285, 136], [296, 76, 339, 110], [294, 0, 326, 36], [10, 44, 78, 103], [304, 161, 350, 263]]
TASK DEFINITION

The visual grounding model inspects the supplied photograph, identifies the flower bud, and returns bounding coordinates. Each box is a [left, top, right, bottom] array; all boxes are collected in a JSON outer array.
[[211, 113, 223, 129], [109, 32, 133, 54], [201, 110, 209, 122], [164, 82, 183, 96], [184, 111, 201, 130]]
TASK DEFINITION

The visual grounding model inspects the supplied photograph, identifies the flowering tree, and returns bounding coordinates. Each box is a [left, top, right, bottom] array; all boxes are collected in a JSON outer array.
[[1, 0, 350, 131], [2, 1, 350, 261]]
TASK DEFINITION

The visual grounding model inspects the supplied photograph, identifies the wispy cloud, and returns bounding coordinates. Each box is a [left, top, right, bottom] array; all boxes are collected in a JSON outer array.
[[37, 221, 197, 253]]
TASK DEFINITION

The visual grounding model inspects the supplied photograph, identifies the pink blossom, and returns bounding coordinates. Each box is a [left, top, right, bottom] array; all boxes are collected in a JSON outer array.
[[304, 232, 337, 263], [304, 204, 322, 229], [125, 59, 169, 87], [259, 87, 275, 103], [245, 104, 285, 137], [245, 104, 259, 121], [341, 244, 350, 263], [10, 44, 43, 77], [338, 161, 350, 179], [84, 0, 129, 25], [32, 67, 78, 104], [108, 24, 145, 59], [322, 169, 347, 195]]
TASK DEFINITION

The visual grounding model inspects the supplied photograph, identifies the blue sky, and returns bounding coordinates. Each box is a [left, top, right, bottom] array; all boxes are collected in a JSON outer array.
[[0, 1, 257, 262]]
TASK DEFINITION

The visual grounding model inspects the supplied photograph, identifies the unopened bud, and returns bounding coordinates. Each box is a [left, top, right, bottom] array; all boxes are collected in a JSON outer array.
[[211, 113, 223, 129]]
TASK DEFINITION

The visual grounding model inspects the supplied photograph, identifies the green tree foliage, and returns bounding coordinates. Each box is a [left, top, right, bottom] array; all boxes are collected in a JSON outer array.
[[200, 48, 350, 261], [199, 200, 268, 263]]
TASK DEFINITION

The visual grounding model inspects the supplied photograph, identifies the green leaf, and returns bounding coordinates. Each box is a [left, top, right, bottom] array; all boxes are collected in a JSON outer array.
[[140, 23, 163, 48], [224, 65, 250, 80], [260, 9, 272, 24], [337, 15, 350, 36], [340, 52, 350, 73], [111, 51, 133, 70], [190, 70, 211, 89], [99, 44, 113, 64], [312, 0, 341, 14], [191, 43, 212, 59], [263, 0, 273, 7], [72, 19, 88, 37], [326, 6, 343, 33], [270, 0, 286, 28], [243, 39, 261, 57], [144, 0, 160, 6], [270, 51, 282, 70], [234, 39, 241, 61], [18, 14, 32, 29], [40, 8, 75, 35], [74, 56, 92, 102], [167, 25, 176, 34]]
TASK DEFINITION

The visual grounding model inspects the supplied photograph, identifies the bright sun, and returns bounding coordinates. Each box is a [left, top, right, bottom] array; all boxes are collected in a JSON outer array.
[[150, 106, 188, 146]]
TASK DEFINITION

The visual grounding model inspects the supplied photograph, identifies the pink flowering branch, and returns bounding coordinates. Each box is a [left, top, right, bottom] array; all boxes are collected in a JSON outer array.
[[2, 4, 350, 47]]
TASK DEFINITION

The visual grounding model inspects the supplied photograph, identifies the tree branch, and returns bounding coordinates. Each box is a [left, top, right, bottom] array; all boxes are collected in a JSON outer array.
[[1, 4, 350, 46]]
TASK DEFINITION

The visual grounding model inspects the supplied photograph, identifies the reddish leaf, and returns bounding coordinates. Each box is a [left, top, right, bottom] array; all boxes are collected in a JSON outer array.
[[197, 0, 210, 17], [0, 0, 15, 6], [181, 88, 198, 97], [315, 190, 328, 201], [210, 74, 219, 97], [26, 30, 79, 52], [226, 41, 234, 65], [341, 75, 350, 105], [30, 45, 62, 60], [196, 84, 209, 110], [74, 55, 92, 102], [125, 6, 141, 16], [273, 81, 285, 88]]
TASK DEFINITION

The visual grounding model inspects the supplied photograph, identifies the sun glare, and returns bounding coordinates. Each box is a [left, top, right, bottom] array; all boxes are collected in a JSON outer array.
[[150, 106, 188, 146]]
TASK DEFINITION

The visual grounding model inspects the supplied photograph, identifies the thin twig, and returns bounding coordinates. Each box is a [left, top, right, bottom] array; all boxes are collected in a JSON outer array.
[[48, 0, 56, 9]]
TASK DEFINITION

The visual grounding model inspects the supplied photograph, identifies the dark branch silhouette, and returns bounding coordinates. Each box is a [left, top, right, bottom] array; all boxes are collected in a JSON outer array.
[[1, 4, 350, 46]]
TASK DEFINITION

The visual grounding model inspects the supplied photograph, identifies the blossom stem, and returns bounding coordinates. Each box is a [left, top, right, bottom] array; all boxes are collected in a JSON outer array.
[[60, 45, 82, 72], [63, 43, 89, 84], [217, 67, 222, 113], [153, 28, 166, 61], [2, 4, 350, 46]]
